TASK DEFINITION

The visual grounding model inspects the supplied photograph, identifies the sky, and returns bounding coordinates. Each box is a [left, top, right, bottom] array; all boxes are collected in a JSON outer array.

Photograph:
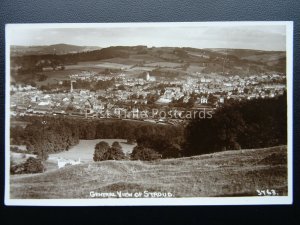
[[9, 23, 287, 51]]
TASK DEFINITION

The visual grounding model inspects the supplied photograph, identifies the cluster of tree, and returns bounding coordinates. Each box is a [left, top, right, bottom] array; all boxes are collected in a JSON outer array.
[[173, 48, 188, 58], [169, 96, 192, 108], [130, 146, 162, 161], [129, 93, 145, 100], [11, 72, 49, 86], [11, 46, 130, 72], [10, 146, 26, 153], [136, 135, 182, 158], [93, 141, 125, 161], [75, 119, 183, 141], [10, 157, 45, 174], [93, 141, 166, 162], [13, 56, 65, 75], [73, 79, 115, 91], [11, 116, 184, 160], [183, 93, 287, 156], [152, 68, 186, 78], [11, 118, 80, 160], [146, 94, 160, 106]]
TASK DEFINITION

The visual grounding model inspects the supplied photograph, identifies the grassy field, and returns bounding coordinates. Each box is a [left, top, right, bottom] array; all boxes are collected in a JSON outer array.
[[10, 145, 288, 199]]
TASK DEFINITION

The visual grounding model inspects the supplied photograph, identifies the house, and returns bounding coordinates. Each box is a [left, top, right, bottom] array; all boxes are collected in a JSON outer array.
[[269, 92, 275, 98], [57, 158, 81, 169], [31, 95, 39, 102], [200, 96, 208, 104], [33, 104, 52, 114], [164, 90, 173, 99], [81, 99, 95, 117], [183, 96, 190, 103], [219, 96, 225, 104]]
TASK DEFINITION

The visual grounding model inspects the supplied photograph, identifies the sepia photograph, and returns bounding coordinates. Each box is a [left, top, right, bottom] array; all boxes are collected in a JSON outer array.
[[5, 22, 293, 205]]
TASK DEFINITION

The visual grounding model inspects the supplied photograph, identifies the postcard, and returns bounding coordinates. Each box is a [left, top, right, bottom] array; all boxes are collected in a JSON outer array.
[[5, 22, 293, 205]]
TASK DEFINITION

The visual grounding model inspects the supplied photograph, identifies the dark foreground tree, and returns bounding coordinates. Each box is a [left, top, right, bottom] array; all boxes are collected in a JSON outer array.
[[183, 93, 287, 156]]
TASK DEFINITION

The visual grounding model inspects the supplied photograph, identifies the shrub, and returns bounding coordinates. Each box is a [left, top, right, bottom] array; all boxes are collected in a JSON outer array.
[[93, 141, 110, 161], [37, 150, 49, 161], [162, 143, 181, 158], [10, 165, 21, 175], [10, 157, 45, 174], [24, 157, 44, 173], [112, 141, 122, 150], [93, 141, 125, 161], [126, 138, 135, 144], [103, 147, 125, 160], [136, 135, 181, 158], [131, 146, 162, 161]]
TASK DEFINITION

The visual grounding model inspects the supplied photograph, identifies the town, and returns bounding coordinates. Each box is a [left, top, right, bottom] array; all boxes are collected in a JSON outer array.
[[10, 70, 286, 125]]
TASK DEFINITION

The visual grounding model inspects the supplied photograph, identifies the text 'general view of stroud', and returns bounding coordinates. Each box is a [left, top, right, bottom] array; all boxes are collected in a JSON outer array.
[[9, 25, 288, 198]]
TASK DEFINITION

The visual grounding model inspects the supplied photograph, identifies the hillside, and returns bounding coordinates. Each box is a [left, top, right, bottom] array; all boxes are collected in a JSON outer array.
[[10, 146, 288, 199], [11, 44, 102, 56], [11, 45, 286, 79]]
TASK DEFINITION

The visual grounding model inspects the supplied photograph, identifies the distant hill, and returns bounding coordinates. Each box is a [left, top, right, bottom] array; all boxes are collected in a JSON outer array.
[[10, 145, 287, 198], [11, 45, 286, 78], [11, 44, 102, 56]]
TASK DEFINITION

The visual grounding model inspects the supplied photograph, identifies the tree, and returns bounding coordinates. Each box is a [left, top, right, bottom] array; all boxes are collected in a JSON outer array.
[[93, 141, 125, 161], [112, 141, 122, 150], [66, 104, 75, 113], [103, 146, 125, 160], [118, 85, 126, 90], [136, 134, 181, 158], [208, 94, 218, 105], [183, 93, 287, 156], [162, 143, 181, 158], [37, 150, 49, 161], [127, 136, 135, 144], [10, 157, 45, 174], [187, 96, 196, 108], [24, 157, 45, 173], [131, 146, 162, 161], [93, 141, 110, 161], [183, 118, 218, 156]]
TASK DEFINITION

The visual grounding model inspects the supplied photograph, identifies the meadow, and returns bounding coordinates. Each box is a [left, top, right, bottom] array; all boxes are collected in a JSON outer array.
[[10, 145, 287, 199]]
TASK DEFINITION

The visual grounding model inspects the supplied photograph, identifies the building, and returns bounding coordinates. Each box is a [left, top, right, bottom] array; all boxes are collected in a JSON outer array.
[[219, 96, 225, 104], [145, 72, 156, 82], [145, 72, 150, 81], [200, 96, 208, 104]]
